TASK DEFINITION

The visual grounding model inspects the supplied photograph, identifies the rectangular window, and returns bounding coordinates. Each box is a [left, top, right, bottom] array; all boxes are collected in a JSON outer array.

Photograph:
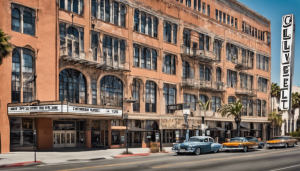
[[163, 54, 176, 75], [227, 70, 237, 88], [235, 18, 238, 28], [242, 21, 244, 32], [258, 77, 268, 93], [199, 33, 204, 50], [223, 13, 226, 23], [141, 12, 146, 34], [173, 24, 177, 44], [227, 15, 230, 25], [257, 100, 261, 117], [202, 2, 205, 14], [105, 0, 110, 22], [198, 0, 201, 12], [163, 84, 176, 113], [113, 2, 119, 25], [186, 0, 191, 7], [153, 17, 158, 38], [207, 5, 210, 16], [134, 46, 139, 67], [215, 9, 218, 20], [212, 96, 220, 112], [219, 11, 222, 22], [231, 16, 234, 26], [205, 36, 209, 51], [148, 17, 152, 36], [267, 32, 270, 45], [164, 22, 172, 43], [242, 99, 247, 116], [91, 79, 97, 105], [194, 0, 197, 10]]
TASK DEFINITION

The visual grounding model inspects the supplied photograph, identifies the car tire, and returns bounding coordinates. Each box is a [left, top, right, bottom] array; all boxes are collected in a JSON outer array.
[[176, 152, 182, 155], [243, 146, 248, 152], [293, 143, 296, 147], [195, 148, 201, 155], [285, 143, 288, 148]]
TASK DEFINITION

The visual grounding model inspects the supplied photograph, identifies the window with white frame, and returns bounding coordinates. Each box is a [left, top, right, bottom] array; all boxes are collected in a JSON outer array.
[[11, 48, 35, 103], [102, 35, 126, 66], [91, 0, 127, 27], [164, 21, 177, 44], [227, 70, 237, 88], [59, 22, 84, 58], [11, 4, 35, 36], [134, 9, 158, 37], [133, 44, 157, 70], [163, 54, 176, 75], [60, 0, 84, 15], [146, 81, 157, 113], [212, 96, 221, 112]]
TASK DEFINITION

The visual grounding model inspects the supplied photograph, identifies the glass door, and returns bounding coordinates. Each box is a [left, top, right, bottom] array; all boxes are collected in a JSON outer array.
[[65, 131, 76, 147], [53, 131, 76, 147]]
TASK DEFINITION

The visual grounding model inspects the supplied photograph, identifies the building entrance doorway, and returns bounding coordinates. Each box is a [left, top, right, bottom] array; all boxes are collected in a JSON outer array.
[[53, 131, 76, 147]]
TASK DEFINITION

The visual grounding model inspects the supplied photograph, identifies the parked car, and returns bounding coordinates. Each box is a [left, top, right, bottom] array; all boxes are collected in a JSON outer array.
[[266, 136, 298, 149], [172, 136, 222, 155], [222, 137, 258, 152], [245, 136, 266, 149]]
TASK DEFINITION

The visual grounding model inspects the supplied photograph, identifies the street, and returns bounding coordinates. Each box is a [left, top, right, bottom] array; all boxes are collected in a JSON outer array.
[[3, 147, 300, 171]]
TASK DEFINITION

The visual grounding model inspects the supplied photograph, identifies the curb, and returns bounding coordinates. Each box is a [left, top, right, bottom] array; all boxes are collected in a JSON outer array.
[[114, 153, 150, 158], [0, 161, 42, 168]]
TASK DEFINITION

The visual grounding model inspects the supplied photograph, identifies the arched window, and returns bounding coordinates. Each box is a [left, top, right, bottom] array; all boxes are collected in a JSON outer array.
[[12, 49, 21, 102], [100, 75, 123, 107], [120, 5, 126, 27], [205, 67, 211, 81], [152, 50, 157, 70], [182, 61, 190, 78], [146, 81, 156, 112], [67, 26, 80, 57], [132, 79, 140, 111], [59, 69, 86, 104], [216, 67, 221, 82], [228, 96, 236, 104], [184, 94, 196, 111], [120, 40, 125, 63], [12, 8, 20, 32], [134, 9, 139, 31], [23, 11, 35, 36]]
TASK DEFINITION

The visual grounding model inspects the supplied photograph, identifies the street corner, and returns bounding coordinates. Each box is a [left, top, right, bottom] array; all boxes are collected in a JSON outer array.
[[114, 153, 150, 158], [0, 161, 43, 169]]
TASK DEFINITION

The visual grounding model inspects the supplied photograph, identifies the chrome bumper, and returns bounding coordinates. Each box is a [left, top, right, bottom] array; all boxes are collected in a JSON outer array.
[[172, 149, 195, 153], [222, 147, 243, 150], [266, 144, 285, 147]]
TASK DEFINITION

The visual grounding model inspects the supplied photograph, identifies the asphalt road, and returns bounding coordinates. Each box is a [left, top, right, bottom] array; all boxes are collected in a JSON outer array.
[[4, 147, 300, 171]]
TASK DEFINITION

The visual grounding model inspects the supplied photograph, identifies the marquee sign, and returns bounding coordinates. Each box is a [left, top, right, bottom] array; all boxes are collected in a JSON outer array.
[[8, 104, 122, 117], [280, 14, 295, 111]]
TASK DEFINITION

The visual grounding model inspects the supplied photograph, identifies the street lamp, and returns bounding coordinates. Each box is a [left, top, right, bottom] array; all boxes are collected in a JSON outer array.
[[183, 110, 190, 141], [123, 98, 136, 154]]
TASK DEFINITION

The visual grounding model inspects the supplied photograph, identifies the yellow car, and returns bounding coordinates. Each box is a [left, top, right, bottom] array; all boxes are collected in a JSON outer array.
[[266, 136, 298, 149], [222, 137, 258, 152]]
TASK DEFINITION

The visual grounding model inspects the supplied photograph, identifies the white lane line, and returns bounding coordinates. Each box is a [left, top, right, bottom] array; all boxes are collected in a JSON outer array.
[[270, 164, 300, 171]]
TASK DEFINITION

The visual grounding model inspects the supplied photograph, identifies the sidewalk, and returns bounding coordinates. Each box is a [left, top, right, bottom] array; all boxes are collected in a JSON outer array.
[[0, 147, 172, 167]]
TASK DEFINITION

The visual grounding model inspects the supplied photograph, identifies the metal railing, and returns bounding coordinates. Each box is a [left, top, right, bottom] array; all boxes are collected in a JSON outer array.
[[60, 46, 86, 59], [235, 59, 253, 70], [180, 46, 219, 62], [198, 80, 225, 92]]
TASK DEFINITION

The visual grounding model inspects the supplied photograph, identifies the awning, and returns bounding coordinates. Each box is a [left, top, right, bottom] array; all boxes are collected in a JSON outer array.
[[206, 127, 226, 131], [111, 126, 155, 132], [232, 126, 250, 131]]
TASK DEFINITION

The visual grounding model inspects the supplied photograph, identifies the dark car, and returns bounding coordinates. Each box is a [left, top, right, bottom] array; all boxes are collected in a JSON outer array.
[[245, 137, 266, 149]]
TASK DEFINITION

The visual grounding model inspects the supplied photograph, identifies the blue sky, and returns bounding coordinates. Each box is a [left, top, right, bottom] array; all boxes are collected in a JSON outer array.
[[239, 0, 300, 86]]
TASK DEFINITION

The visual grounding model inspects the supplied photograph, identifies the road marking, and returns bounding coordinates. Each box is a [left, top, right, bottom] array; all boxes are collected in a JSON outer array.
[[56, 160, 152, 171], [270, 164, 300, 171], [152, 148, 300, 169]]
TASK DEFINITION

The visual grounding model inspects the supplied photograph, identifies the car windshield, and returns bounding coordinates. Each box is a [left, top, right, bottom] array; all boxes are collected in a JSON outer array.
[[189, 138, 203, 142], [273, 137, 289, 140], [230, 139, 246, 142]]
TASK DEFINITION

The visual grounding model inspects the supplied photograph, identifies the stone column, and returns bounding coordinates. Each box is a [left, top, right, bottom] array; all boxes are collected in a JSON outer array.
[[85, 119, 92, 148], [108, 120, 112, 148]]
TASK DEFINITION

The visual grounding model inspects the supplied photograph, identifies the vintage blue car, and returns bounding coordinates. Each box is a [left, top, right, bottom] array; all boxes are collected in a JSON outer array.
[[172, 136, 222, 155]]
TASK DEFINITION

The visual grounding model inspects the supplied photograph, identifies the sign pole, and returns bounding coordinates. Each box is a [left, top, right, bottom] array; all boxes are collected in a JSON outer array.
[[34, 129, 36, 162]]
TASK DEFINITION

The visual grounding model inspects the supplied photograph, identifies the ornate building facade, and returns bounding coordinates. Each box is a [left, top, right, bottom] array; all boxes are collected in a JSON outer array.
[[0, 0, 271, 153]]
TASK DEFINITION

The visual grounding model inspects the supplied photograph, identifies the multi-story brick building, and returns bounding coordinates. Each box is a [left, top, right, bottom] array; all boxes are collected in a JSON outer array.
[[0, 0, 271, 153]]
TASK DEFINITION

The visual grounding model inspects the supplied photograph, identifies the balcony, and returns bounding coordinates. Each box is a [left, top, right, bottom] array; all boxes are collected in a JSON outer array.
[[198, 81, 226, 92], [234, 59, 253, 70], [235, 88, 257, 97], [181, 46, 219, 63], [181, 78, 196, 88], [60, 47, 130, 72]]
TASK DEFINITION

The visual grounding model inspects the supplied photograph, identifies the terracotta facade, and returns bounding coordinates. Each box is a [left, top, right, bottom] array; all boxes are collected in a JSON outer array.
[[0, 0, 271, 153]]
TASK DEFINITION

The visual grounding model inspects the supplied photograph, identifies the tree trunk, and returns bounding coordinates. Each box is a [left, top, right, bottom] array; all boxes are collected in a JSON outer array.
[[236, 121, 240, 137], [272, 122, 275, 138]]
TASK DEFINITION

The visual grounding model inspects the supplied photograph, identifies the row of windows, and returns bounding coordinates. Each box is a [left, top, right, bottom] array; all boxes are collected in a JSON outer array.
[[91, 0, 127, 27], [134, 10, 158, 38], [185, 94, 220, 112], [132, 79, 157, 112], [133, 44, 157, 70], [60, 0, 84, 15], [176, 0, 210, 16], [242, 22, 271, 45], [215, 9, 237, 29], [256, 54, 269, 71]]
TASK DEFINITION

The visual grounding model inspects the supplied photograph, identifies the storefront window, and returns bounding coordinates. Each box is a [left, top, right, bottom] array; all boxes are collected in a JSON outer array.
[[10, 118, 34, 146], [91, 120, 100, 145], [111, 131, 120, 145]]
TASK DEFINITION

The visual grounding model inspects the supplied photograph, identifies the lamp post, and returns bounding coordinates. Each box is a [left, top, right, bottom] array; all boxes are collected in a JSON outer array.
[[183, 113, 189, 141]]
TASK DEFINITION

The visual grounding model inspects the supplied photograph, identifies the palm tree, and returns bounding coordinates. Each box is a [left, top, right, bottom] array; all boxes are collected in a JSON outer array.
[[0, 29, 13, 65], [218, 100, 243, 137], [271, 83, 280, 112], [292, 92, 300, 108], [199, 100, 210, 110], [268, 112, 284, 138]]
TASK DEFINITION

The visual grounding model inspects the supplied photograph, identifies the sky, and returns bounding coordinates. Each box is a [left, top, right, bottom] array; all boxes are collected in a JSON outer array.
[[238, 0, 300, 86]]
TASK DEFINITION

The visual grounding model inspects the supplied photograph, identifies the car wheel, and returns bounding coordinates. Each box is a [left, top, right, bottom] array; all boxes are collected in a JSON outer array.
[[285, 143, 288, 148], [243, 146, 248, 152], [195, 148, 201, 155], [293, 143, 296, 147], [176, 152, 182, 155]]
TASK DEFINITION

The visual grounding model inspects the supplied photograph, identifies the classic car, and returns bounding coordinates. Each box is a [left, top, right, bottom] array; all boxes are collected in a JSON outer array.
[[245, 136, 266, 149], [266, 136, 298, 149], [172, 136, 222, 155], [222, 137, 258, 152]]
